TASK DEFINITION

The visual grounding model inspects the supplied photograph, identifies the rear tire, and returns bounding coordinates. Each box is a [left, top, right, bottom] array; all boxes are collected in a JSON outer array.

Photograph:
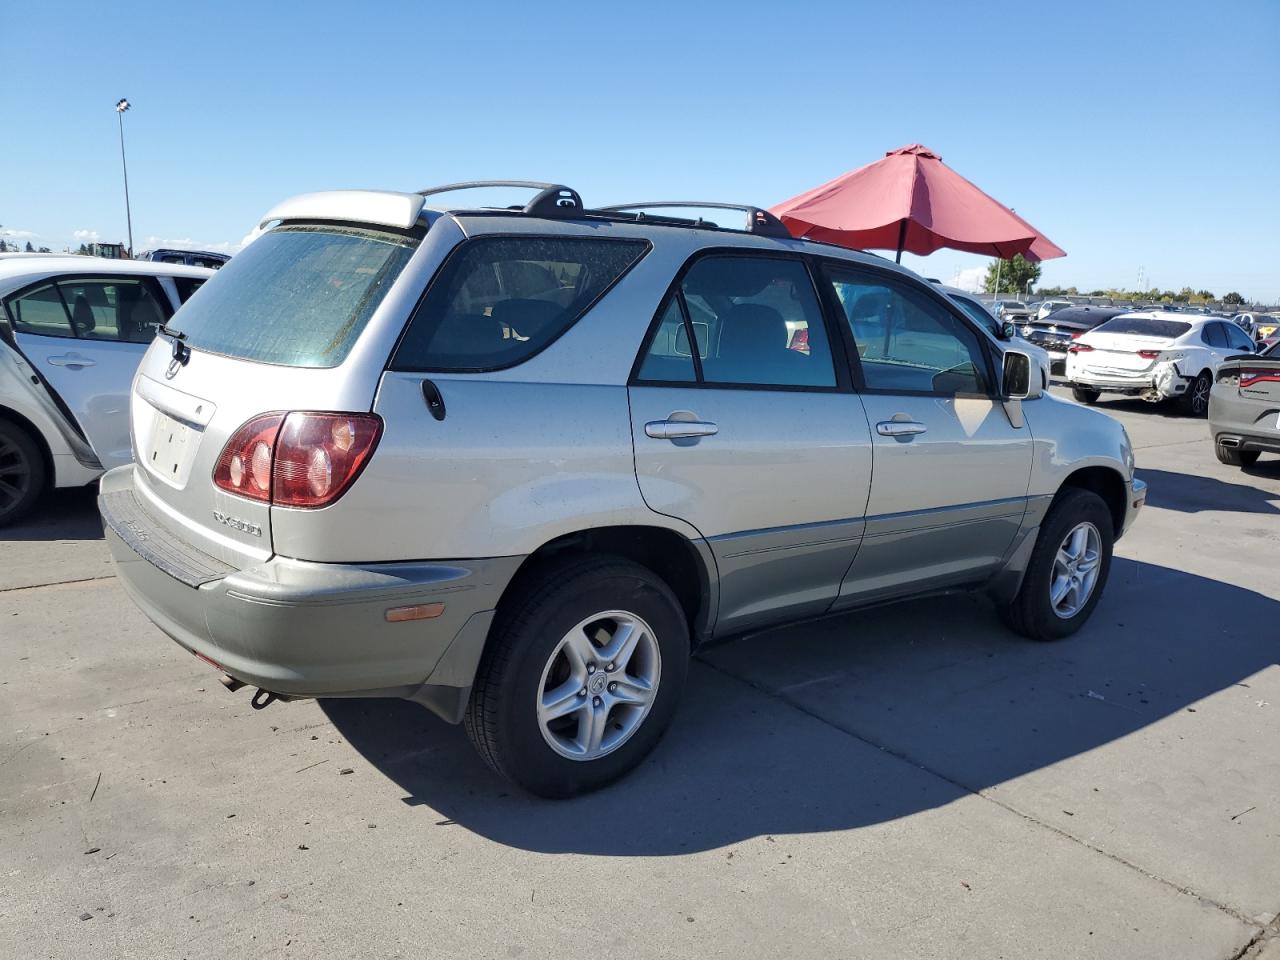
[[464, 555, 689, 798], [0, 418, 46, 527], [1000, 488, 1114, 641], [1071, 386, 1101, 405], [1181, 370, 1212, 417], [1214, 442, 1260, 467]]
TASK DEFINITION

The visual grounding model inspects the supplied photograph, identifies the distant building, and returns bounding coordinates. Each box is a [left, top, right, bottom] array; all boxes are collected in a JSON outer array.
[[87, 242, 127, 259]]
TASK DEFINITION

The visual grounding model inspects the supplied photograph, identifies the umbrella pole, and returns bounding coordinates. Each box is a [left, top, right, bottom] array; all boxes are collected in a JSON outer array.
[[895, 221, 906, 264]]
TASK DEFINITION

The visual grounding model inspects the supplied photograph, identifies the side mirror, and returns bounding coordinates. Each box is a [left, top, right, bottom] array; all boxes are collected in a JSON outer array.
[[1000, 321, 1017, 340], [1002, 350, 1038, 400]]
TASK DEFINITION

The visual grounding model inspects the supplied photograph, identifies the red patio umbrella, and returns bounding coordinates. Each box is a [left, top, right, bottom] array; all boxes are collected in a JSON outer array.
[[770, 144, 1065, 263]]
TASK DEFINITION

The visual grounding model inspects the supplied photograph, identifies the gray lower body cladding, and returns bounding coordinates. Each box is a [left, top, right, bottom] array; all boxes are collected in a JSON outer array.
[[99, 466, 522, 721]]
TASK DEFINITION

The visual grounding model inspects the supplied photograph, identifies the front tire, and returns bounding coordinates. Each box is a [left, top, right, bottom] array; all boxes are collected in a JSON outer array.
[[464, 556, 689, 798], [0, 418, 46, 527], [1000, 488, 1114, 641], [1181, 370, 1212, 417], [1071, 386, 1101, 405]]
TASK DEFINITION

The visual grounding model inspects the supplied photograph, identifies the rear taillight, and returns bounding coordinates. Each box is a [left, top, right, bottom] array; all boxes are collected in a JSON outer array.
[[213, 413, 285, 502], [1068, 343, 1093, 354], [1071, 331, 1084, 339], [213, 412, 382, 509], [1137, 350, 1160, 360]]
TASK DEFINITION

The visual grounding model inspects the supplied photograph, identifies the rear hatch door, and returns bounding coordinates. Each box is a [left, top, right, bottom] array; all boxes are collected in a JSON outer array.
[[127, 219, 443, 567]]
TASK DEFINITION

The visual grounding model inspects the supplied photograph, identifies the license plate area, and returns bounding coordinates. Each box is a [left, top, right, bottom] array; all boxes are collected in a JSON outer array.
[[144, 411, 203, 488]]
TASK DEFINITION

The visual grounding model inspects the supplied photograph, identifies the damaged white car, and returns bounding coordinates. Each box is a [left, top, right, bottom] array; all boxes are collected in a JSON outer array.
[[1066, 313, 1258, 416]]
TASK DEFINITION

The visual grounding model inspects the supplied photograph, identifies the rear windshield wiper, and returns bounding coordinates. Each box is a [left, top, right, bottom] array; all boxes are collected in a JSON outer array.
[[158, 323, 190, 364]]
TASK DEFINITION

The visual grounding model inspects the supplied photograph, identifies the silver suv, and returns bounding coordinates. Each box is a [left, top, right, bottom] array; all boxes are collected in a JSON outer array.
[[100, 182, 1146, 797]]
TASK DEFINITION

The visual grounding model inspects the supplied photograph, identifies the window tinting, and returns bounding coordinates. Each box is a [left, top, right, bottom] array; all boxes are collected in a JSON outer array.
[[7, 283, 73, 338], [173, 277, 206, 303], [636, 296, 697, 382], [828, 269, 991, 395], [1095, 317, 1192, 338], [170, 225, 418, 368], [393, 237, 648, 371], [1225, 323, 1255, 352], [951, 295, 1000, 336], [1202, 323, 1229, 348], [676, 256, 835, 387]]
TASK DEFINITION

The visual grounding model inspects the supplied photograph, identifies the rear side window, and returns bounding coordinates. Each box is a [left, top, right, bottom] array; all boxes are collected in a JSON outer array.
[[1095, 317, 1192, 338], [393, 237, 648, 372], [170, 225, 418, 368], [1202, 323, 1228, 347]]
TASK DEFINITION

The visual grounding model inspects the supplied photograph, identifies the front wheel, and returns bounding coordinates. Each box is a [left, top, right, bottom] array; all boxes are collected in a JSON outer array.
[[1000, 488, 1114, 641], [1181, 371, 1212, 417], [1071, 386, 1101, 405], [464, 556, 689, 798]]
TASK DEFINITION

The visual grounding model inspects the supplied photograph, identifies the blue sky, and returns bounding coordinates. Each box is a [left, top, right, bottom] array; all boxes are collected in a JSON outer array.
[[3, 0, 1277, 298]]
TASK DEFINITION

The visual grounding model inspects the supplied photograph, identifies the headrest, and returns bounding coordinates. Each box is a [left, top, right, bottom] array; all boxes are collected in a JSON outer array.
[[718, 303, 788, 358]]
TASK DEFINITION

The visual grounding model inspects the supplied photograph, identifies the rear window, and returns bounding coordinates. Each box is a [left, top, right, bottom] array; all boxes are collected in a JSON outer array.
[[170, 225, 417, 368], [391, 236, 648, 371], [1094, 317, 1192, 338]]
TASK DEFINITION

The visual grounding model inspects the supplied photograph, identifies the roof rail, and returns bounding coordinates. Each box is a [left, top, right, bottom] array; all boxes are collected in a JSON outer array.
[[416, 180, 585, 218], [596, 202, 792, 240]]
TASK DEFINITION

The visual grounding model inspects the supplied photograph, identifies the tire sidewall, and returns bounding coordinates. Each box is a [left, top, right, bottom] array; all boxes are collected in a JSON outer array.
[[0, 419, 46, 526], [485, 565, 689, 797], [1023, 490, 1115, 640]]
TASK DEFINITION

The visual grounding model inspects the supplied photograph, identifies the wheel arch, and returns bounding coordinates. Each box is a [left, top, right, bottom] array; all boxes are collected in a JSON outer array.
[[497, 524, 716, 645], [1059, 465, 1126, 535]]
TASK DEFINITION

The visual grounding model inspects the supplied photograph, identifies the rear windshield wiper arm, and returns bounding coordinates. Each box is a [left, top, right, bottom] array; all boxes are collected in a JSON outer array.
[[158, 323, 190, 364]]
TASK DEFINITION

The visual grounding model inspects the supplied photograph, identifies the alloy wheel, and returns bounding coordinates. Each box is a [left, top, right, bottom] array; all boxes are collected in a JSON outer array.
[[536, 610, 661, 761], [0, 434, 33, 519], [1190, 375, 1211, 415], [1050, 521, 1102, 619]]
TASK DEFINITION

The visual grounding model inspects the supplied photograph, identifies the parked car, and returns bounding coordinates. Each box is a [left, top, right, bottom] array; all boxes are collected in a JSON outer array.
[[991, 299, 1034, 323], [1254, 315, 1280, 341], [98, 182, 1145, 797], [1210, 339, 1280, 467], [1065, 312, 1258, 415], [1035, 299, 1073, 321], [136, 248, 230, 270], [0, 256, 213, 524], [937, 284, 1051, 388], [1019, 306, 1129, 377]]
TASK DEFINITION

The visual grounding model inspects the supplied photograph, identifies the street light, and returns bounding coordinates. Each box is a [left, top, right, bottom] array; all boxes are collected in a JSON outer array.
[[115, 98, 134, 256]]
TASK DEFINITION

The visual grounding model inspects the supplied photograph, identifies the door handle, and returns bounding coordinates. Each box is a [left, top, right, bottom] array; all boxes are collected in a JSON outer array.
[[645, 419, 718, 440], [876, 420, 927, 437], [47, 354, 96, 368]]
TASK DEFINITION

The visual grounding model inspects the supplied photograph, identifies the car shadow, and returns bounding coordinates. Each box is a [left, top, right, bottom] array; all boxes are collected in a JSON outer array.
[[3, 485, 103, 541], [321, 557, 1279, 856], [1138, 467, 1280, 514]]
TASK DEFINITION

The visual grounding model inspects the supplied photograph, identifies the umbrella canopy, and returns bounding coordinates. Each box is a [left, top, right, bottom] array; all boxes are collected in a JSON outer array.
[[770, 144, 1065, 262]]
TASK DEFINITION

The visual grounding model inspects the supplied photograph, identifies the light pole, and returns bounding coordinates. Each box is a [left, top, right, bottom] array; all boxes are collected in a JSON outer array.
[[115, 99, 134, 256]]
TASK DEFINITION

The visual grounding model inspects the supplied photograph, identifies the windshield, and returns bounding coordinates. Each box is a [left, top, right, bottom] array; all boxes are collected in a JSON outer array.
[[1094, 317, 1192, 338], [171, 224, 418, 367]]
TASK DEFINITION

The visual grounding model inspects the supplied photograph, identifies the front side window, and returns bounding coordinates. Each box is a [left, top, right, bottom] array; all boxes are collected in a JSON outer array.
[[173, 277, 206, 303], [827, 267, 991, 395], [394, 236, 648, 371], [171, 225, 418, 368], [1225, 323, 1255, 352]]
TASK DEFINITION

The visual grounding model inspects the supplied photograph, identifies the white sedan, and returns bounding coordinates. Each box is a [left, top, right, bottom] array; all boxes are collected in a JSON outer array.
[[0, 255, 213, 524], [1065, 312, 1258, 416]]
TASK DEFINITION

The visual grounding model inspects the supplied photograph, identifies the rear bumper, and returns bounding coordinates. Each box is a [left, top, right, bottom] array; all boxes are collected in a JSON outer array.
[[99, 465, 522, 718], [1068, 364, 1188, 398]]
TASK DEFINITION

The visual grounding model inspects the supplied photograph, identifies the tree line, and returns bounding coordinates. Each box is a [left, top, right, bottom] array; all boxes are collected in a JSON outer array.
[[983, 255, 1245, 305]]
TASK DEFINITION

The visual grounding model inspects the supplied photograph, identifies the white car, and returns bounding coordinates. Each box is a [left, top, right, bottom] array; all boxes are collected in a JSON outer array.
[[0, 256, 213, 524], [1065, 312, 1258, 416], [1035, 299, 1073, 321]]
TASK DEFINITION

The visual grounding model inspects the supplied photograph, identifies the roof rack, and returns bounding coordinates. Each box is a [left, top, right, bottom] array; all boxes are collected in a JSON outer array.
[[595, 202, 792, 239], [417, 180, 585, 218]]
